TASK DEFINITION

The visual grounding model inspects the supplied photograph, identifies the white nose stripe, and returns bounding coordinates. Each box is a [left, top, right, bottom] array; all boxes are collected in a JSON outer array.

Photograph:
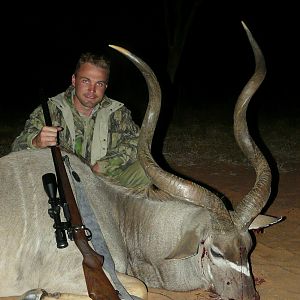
[[227, 261, 250, 277]]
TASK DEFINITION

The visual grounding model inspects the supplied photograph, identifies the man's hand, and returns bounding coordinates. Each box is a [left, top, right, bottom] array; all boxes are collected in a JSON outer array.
[[32, 126, 63, 148]]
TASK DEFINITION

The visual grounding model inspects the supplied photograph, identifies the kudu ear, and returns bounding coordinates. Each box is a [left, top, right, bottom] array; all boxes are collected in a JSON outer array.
[[248, 214, 285, 230], [165, 230, 200, 260]]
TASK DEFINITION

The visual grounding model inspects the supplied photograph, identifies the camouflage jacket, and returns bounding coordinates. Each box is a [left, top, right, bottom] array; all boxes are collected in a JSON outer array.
[[11, 86, 141, 177]]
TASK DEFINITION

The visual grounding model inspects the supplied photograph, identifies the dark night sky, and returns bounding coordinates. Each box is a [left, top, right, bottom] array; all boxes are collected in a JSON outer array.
[[3, 1, 299, 122]]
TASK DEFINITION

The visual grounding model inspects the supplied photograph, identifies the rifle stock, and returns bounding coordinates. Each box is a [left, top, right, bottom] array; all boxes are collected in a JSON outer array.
[[42, 99, 119, 300]]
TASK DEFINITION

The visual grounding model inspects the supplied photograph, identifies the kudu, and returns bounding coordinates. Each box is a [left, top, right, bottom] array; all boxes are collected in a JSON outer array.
[[0, 22, 281, 300]]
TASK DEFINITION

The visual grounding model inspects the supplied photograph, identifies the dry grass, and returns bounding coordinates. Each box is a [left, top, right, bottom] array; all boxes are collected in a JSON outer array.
[[162, 108, 299, 172], [0, 112, 27, 156]]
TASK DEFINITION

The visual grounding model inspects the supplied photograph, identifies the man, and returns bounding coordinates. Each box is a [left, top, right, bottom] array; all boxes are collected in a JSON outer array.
[[11, 52, 150, 188]]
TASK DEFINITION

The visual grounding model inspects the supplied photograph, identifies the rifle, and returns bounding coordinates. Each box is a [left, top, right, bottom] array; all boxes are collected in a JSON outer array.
[[41, 98, 120, 300]]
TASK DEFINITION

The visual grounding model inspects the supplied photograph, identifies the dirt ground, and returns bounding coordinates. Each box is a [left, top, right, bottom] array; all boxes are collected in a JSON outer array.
[[147, 161, 300, 300]]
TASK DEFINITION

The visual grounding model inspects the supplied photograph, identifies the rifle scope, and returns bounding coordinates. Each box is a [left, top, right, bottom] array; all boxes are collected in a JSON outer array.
[[42, 173, 68, 248]]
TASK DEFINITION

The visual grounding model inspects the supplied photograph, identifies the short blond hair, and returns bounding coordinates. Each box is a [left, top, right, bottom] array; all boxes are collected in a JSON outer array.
[[74, 52, 111, 77]]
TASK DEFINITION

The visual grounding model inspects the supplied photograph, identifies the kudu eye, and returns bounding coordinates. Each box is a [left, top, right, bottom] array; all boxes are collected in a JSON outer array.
[[210, 248, 224, 259]]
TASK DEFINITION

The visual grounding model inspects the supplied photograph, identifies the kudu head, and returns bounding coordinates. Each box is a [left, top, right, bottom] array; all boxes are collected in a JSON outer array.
[[110, 22, 281, 300]]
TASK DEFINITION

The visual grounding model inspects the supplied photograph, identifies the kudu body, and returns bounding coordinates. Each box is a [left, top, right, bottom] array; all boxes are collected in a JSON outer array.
[[0, 23, 281, 300]]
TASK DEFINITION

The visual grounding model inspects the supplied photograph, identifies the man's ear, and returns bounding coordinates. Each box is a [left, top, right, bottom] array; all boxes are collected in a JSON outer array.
[[71, 74, 76, 86]]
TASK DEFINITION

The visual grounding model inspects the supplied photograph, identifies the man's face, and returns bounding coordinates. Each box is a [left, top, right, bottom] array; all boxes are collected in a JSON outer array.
[[72, 62, 109, 113]]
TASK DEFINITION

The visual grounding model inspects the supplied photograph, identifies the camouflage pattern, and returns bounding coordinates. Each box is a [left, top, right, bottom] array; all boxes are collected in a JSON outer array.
[[12, 86, 150, 187]]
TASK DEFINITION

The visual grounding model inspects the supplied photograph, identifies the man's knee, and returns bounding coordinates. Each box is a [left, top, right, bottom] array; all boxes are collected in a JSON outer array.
[[116, 161, 150, 188]]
